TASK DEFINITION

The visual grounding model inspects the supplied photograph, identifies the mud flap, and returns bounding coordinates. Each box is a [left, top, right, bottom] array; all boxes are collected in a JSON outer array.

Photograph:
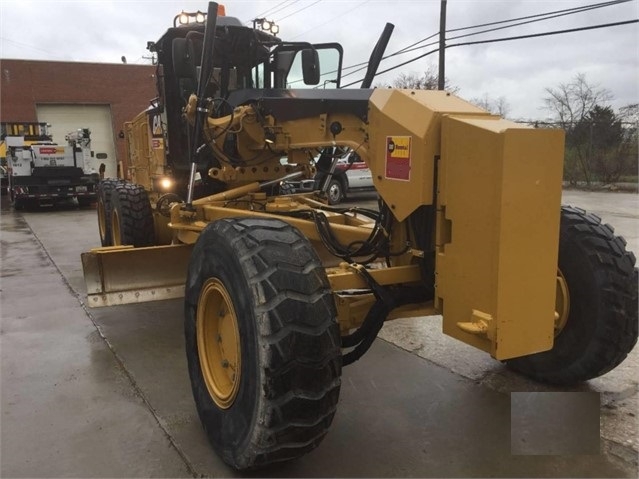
[[81, 244, 193, 307]]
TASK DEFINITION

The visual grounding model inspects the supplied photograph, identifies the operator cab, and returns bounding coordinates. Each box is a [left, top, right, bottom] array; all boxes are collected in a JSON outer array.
[[147, 5, 344, 175]]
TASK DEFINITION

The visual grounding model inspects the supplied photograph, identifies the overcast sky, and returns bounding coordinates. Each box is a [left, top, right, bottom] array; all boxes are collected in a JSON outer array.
[[1, 0, 637, 120]]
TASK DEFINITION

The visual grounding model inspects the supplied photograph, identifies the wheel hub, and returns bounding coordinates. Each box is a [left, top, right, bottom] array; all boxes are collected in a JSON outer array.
[[111, 208, 121, 245], [328, 183, 340, 203], [98, 201, 107, 240], [197, 278, 241, 409], [554, 269, 570, 335]]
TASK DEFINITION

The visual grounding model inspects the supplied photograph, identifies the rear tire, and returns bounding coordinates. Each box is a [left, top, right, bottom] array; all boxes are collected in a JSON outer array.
[[97, 179, 121, 246], [110, 183, 154, 247], [185, 218, 341, 470], [326, 179, 344, 205], [507, 206, 638, 384]]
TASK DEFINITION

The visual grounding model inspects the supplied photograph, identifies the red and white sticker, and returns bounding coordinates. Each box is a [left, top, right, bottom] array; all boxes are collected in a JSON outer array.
[[38, 147, 62, 155], [385, 136, 411, 181]]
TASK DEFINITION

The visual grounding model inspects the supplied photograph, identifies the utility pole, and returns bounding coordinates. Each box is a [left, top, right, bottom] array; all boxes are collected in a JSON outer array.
[[438, 0, 447, 90]]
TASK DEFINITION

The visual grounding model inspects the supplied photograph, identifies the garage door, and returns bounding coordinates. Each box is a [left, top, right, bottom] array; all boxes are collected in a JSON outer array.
[[37, 104, 118, 178]]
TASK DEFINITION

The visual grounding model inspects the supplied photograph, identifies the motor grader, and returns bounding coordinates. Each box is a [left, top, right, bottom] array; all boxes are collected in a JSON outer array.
[[82, 2, 638, 471]]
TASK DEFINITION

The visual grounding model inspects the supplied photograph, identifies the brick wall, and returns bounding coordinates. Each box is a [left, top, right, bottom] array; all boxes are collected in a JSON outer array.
[[0, 59, 156, 165]]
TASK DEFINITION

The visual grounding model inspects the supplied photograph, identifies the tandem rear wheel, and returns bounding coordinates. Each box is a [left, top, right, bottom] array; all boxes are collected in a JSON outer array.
[[507, 206, 638, 384], [184, 218, 341, 470], [110, 182, 154, 247]]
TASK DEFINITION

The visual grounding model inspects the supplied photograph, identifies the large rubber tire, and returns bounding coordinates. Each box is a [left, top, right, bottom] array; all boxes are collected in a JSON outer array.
[[110, 183, 154, 247], [507, 206, 638, 384], [185, 218, 341, 470], [97, 179, 121, 246]]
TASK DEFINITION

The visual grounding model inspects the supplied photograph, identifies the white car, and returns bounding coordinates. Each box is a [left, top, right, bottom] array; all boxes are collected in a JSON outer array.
[[285, 154, 374, 205]]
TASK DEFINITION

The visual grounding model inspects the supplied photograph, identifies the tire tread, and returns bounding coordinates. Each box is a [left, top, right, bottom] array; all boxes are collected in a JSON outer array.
[[507, 205, 638, 384], [186, 217, 341, 470], [111, 183, 154, 247]]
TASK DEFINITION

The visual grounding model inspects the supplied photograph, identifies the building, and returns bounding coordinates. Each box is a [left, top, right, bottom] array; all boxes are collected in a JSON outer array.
[[0, 59, 156, 178]]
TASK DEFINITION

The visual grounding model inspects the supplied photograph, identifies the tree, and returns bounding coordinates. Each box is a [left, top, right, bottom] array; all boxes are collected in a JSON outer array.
[[543, 73, 613, 128], [571, 106, 625, 183], [379, 64, 458, 92], [617, 103, 639, 182], [543, 74, 614, 185], [471, 94, 510, 118]]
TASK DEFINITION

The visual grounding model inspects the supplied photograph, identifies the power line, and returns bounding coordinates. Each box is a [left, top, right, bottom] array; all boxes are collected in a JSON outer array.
[[0, 37, 71, 60], [392, 32, 439, 56], [446, 0, 633, 42], [276, 0, 323, 22], [396, 0, 630, 57], [449, 19, 638, 48], [290, 0, 371, 40], [385, 0, 626, 60], [341, 19, 639, 88], [253, 0, 299, 20], [338, 0, 631, 80], [373, 0, 631, 66], [447, 0, 629, 33], [341, 48, 438, 87]]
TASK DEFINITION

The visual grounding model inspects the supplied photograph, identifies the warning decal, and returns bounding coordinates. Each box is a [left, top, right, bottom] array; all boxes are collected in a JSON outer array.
[[385, 136, 412, 181], [38, 147, 64, 155], [150, 112, 163, 138]]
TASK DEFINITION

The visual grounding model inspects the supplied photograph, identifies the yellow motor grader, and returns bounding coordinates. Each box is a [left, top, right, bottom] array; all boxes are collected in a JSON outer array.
[[82, 2, 638, 470]]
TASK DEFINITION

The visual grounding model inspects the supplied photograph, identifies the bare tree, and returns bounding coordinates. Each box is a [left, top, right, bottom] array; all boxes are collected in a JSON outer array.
[[543, 73, 613, 128], [617, 103, 638, 124], [379, 64, 458, 92], [471, 93, 510, 118], [544, 73, 614, 185], [617, 103, 639, 183]]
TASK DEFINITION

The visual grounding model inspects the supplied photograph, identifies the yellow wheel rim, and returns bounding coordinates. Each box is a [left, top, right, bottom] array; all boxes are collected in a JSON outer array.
[[554, 269, 570, 335], [197, 278, 241, 409], [98, 200, 107, 241], [111, 208, 121, 246]]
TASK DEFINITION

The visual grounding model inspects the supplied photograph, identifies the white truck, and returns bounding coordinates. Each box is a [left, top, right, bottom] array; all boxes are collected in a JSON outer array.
[[3, 123, 100, 209]]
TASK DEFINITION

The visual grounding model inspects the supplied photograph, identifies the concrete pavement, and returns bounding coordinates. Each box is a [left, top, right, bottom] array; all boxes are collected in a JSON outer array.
[[1, 190, 637, 477], [1, 210, 191, 477]]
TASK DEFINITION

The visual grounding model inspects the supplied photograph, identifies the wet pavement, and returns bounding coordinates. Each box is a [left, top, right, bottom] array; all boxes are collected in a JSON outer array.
[[1, 191, 637, 477], [0, 209, 191, 477]]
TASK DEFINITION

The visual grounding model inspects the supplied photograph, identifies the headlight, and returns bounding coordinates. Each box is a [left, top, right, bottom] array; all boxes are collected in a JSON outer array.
[[159, 177, 174, 191]]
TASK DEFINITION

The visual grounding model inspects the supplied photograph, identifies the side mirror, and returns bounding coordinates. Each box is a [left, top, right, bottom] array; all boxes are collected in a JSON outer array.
[[172, 38, 197, 79], [301, 49, 320, 85]]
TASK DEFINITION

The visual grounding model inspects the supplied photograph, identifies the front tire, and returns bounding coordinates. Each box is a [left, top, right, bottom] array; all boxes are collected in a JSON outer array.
[[185, 218, 341, 470], [507, 206, 638, 384], [110, 183, 154, 247]]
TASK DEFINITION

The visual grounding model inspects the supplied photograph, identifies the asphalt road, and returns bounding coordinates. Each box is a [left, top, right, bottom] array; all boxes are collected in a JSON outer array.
[[1, 190, 637, 477]]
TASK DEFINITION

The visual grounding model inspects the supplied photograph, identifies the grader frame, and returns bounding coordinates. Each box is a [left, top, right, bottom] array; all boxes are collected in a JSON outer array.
[[81, 1, 637, 471]]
